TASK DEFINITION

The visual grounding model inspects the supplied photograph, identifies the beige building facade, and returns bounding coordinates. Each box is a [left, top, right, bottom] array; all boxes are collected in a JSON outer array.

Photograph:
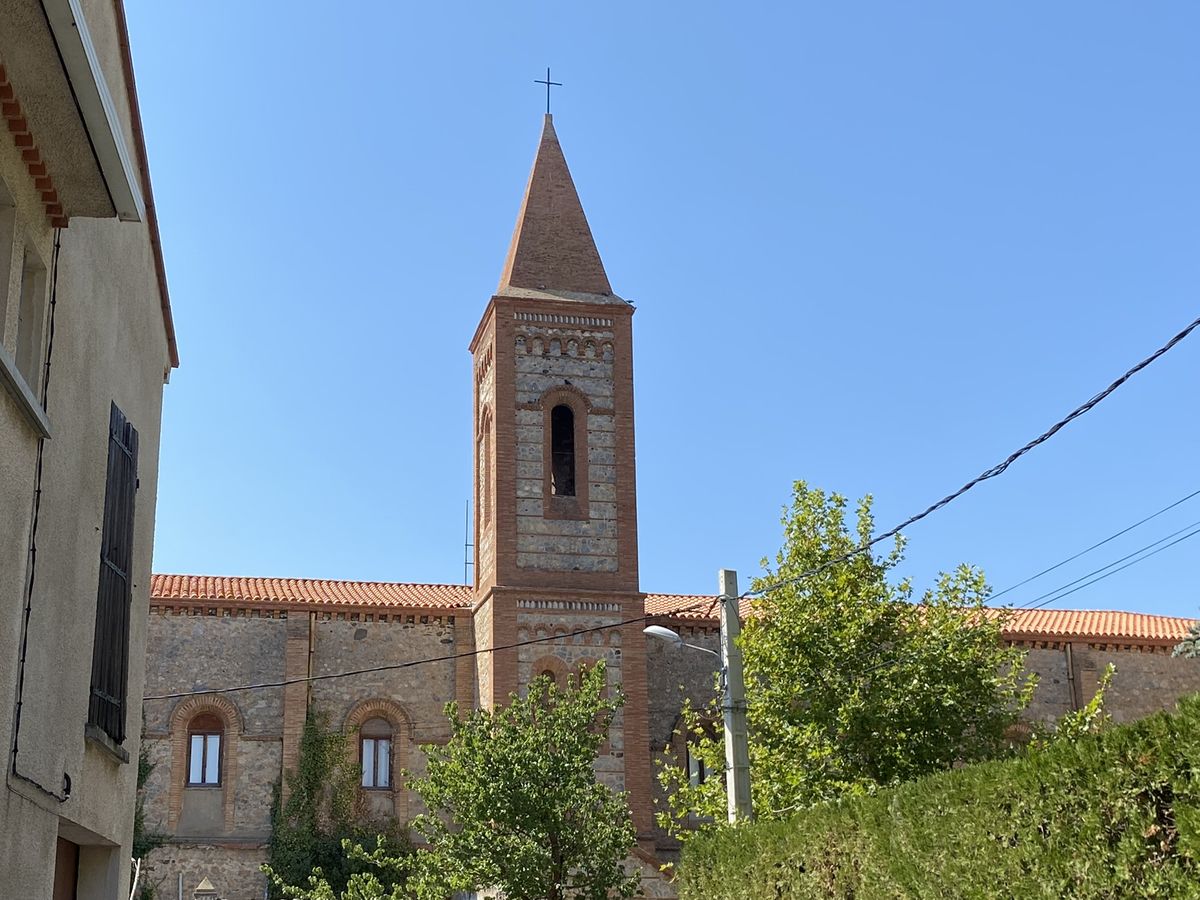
[[139, 117, 1200, 900], [0, 1, 177, 898]]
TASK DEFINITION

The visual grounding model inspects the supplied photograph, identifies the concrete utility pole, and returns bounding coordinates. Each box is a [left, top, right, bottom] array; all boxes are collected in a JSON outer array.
[[719, 568, 753, 822]]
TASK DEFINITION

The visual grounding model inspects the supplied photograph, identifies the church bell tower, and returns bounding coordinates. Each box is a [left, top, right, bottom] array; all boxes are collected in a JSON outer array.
[[468, 114, 653, 838]]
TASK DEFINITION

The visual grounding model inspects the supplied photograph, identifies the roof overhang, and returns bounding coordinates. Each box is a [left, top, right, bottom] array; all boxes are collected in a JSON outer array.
[[41, 0, 144, 221], [0, 0, 142, 222]]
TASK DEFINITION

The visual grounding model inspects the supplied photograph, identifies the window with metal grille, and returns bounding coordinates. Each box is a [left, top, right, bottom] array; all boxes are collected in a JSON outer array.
[[88, 402, 138, 744], [360, 718, 392, 790], [187, 714, 223, 786]]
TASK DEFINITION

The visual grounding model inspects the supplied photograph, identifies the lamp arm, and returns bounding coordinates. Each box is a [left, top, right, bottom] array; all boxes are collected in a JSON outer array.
[[681, 641, 721, 659]]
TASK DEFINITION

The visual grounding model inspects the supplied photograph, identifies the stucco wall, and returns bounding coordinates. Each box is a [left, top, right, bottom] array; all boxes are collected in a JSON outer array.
[[0, 2, 173, 898]]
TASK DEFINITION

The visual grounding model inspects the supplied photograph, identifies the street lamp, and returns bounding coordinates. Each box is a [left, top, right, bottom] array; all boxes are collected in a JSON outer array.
[[642, 625, 720, 657], [644, 569, 753, 823]]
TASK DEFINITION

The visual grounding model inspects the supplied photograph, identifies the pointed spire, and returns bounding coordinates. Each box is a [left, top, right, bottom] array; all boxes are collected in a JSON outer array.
[[498, 115, 612, 296]]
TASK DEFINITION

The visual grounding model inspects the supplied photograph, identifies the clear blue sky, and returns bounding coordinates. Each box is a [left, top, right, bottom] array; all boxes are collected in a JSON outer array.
[[134, 2, 1200, 618]]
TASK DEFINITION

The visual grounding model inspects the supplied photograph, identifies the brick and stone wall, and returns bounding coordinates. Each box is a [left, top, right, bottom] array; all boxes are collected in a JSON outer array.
[[513, 318, 620, 574], [1020, 643, 1200, 726], [516, 604, 627, 790], [142, 844, 268, 900], [140, 602, 1200, 898], [142, 609, 464, 898]]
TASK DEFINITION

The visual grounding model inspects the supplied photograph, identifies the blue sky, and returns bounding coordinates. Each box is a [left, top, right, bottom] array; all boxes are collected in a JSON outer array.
[[134, 2, 1200, 618]]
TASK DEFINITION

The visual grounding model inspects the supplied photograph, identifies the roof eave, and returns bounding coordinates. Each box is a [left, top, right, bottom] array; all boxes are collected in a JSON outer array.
[[42, 0, 144, 222], [111, 0, 178, 368]]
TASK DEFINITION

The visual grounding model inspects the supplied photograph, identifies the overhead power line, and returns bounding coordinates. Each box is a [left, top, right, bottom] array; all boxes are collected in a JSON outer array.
[[990, 487, 1200, 602], [749, 313, 1200, 600], [142, 595, 720, 701], [144, 316, 1200, 703], [1018, 521, 1200, 612]]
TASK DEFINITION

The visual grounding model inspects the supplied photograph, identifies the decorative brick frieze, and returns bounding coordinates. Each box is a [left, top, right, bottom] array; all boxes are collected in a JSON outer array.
[[0, 63, 68, 227], [515, 311, 614, 327]]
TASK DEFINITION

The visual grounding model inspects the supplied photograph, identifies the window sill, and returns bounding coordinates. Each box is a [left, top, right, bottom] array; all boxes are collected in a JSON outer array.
[[84, 723, 129, 764], [0, 341, 50, 438]]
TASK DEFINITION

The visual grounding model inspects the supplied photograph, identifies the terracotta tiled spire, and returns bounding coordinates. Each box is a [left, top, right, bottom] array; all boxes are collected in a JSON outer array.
[[497, 114, 612, 295]]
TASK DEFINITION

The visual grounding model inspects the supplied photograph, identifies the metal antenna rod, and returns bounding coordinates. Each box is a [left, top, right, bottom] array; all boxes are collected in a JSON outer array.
[[463, 501, 474, 586]]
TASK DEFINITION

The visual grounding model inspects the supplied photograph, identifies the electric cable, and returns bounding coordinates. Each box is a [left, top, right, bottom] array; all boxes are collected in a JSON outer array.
[[1020, 523, 1200, 612], [749, 313, 1200, 601], [1013, 518, 1200, 609], [145, 314, 1200, 703], [989, 488, 1200, 602], [142, 594, 721, 701]]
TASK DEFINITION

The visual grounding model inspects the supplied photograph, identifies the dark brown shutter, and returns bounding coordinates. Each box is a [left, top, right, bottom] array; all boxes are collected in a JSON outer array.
[[88, 402, 138, 743]]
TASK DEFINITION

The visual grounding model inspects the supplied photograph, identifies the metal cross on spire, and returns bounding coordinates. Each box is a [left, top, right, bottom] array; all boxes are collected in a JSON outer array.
[[534, 67, 562, 115]]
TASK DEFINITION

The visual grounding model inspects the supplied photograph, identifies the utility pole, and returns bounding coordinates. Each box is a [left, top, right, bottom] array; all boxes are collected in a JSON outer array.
[[719, 568, 753, 822]]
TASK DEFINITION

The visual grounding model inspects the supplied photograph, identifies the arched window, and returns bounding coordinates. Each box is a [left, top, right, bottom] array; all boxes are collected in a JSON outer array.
[[187, 714, 223, 786], [686, 744, 709, 787], [550, 404, 575, 497], [360, 718, 392, 790], [540, 668, 557, 684]]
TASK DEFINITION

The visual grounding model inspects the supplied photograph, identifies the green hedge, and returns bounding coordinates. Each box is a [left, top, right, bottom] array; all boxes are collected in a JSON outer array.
[[678, 695, 1200, 899]]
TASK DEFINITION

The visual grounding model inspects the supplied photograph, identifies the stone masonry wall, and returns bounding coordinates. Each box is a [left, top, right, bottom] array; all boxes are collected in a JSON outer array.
[[142, 612, 287, 900], [476, 322, 497, 583], [1021, 644, 1200, 726], [143, 844, 268, 900], [513, 321, 619, 573], [142, 614, 287, 840], [517, 605, 626, 790], [310, 617, 460, 824]]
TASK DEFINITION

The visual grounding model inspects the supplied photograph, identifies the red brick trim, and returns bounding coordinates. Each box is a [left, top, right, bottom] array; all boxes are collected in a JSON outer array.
[[539, 386, 591, 521], [167, 695, 243, 833], [0, 63, 68, 228], [344, 698, 413, 822]]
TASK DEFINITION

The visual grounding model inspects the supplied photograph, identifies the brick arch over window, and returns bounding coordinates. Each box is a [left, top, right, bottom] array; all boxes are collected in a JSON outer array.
[[478, 405, 494, 526], [538, 386, 591, 518], [528, 653, 571, 688], [344, 699, 414, 821], [167, 694, 243, 832]]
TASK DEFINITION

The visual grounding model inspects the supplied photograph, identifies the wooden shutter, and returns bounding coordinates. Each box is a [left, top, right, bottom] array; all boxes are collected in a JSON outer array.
[[88, 402, 138, 743]]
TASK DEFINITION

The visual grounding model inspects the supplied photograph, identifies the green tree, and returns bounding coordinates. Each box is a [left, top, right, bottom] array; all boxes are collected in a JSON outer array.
[[1173, 619, 1200, 658], [408, 661, 640, 900], [660, 482, 1033, 833], [264, 711, 412, 898]]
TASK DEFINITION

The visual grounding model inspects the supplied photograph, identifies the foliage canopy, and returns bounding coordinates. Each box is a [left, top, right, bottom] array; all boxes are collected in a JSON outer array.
[[408, 661, 639, 900], [264, 711, 412, 898], [268, 664, 638, 900], [677, 693, 1200, 898], [660, 482, 1033, 832]]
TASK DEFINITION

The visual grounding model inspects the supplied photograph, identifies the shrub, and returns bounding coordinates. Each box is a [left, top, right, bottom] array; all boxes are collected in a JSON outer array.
[[678, 694, 1200, 899]]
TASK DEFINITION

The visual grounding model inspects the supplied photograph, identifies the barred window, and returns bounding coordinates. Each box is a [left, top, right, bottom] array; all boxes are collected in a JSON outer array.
[[87, 403, 138, 743]]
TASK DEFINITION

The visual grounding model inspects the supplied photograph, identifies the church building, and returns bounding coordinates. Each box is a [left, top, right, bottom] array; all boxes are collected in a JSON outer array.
[[141, 115, 1200, 900]]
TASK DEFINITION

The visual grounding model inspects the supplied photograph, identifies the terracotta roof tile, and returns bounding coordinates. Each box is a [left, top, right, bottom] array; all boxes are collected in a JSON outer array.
[[150, 574, 473, 610], [999, 607, 1196, 644], [150, 575, 1196, 647]]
